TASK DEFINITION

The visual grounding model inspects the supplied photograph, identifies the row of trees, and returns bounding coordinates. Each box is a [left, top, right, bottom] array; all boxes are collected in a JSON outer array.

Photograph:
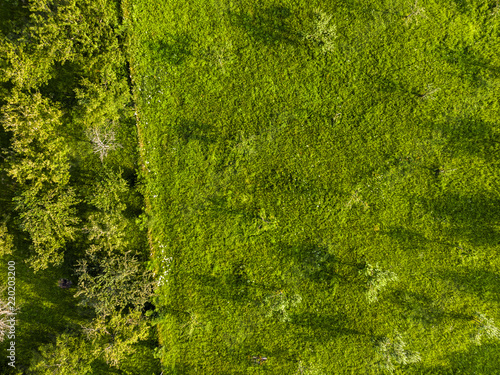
[[0, 0, 158, 373]]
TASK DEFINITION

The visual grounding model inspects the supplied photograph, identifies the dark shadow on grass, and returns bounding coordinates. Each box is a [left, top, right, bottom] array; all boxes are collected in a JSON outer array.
[[292, 311, 362, 344], [428, 116, 500, 161], [277, 241, 339, 284], [147, 33, 192, 65], [383, 225, 453, 250], [437, 268, 500, 303], [205, 194, 257, 223], [174, 118, 217, 146], [365, 74, 425, 105], [386, 289, 472, 328], [439, 45, 500, 87], [448, 342, 500, 373], [411, 342, 500, 374], [258, 167, 316, 194], [228, 5, 302, 46], [418, 193, 500, 247], [189, 269, 275, 306], [447, 0, 495, 16], [276, 240, 367, 287], [410, 363, 455, 375], [449, 0, 469, 13]]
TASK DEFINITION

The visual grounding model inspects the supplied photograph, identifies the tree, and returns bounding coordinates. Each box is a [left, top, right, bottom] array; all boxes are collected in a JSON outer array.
[[83, 310, 151, 368], [1, 91, 70, 188], [14, 185, 79, 270], [1, 92, 79, 271], [75, 251, 154, 318], [0, 0, 81, 89], [28, 333, 94, 375], [74, 250, 155, 367], [86, 123, 122, 162]]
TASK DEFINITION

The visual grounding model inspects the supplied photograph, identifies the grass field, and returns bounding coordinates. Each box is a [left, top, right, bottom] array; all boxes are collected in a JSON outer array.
[[124, 0, 500, 373]]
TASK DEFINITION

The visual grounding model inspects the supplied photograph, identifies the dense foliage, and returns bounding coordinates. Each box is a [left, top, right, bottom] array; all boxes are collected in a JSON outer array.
[[0, 0, 159, 373]]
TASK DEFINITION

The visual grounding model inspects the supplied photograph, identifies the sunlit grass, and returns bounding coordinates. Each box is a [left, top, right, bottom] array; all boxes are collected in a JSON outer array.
[[124, 0, 500, 373]]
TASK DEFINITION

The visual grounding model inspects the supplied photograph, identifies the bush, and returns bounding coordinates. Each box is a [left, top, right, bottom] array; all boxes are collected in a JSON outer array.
[[262, 290, 302, 322], [373, 331, 421, 373], [471, 312, 500, 345], [303, 9, 337, 53], [360, 263, 398, 303]]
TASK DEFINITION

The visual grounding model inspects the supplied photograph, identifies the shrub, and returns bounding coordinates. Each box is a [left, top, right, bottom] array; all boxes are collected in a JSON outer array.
[[471, 312, 500, 345], [303, 9, 337, 53], [373, 331, 421, 373], [263, 290, 302, 322], [360, 263, 398, 303], [295, 360, 324, 375]]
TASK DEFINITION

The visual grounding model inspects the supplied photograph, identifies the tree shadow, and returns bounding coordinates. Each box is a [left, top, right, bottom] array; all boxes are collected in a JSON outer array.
[[437, 267, 500, 303], [276, 240, 341, 284], [173, 118, 217, 146], [439, 45, 500, 87], [447, 342, 500, 373], [189, 267, 275, 306], [291, 311, 362, 344], [449, 0, 469, 13], [228, 5, 302, 46], [427, 116, 499, 161], [257, 167, 316, 194], [447, 0, 496, 16], [418, 192, 500, 247], [204, 193, 259, 226], [386, 289, 472, 328], [364, 73, 426, 105], [412, 342, 500, 374], [147, 33, 192, 65], [382, 225, 453, 251]]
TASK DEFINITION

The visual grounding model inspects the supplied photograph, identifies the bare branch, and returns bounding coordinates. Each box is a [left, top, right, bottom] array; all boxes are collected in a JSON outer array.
[[86, 122, 122, 162], [403, 0, 426, 25]]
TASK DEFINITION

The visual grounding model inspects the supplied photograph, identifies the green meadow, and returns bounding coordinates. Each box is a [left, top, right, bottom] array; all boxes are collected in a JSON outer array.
[[124, 0, 500, 373]]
